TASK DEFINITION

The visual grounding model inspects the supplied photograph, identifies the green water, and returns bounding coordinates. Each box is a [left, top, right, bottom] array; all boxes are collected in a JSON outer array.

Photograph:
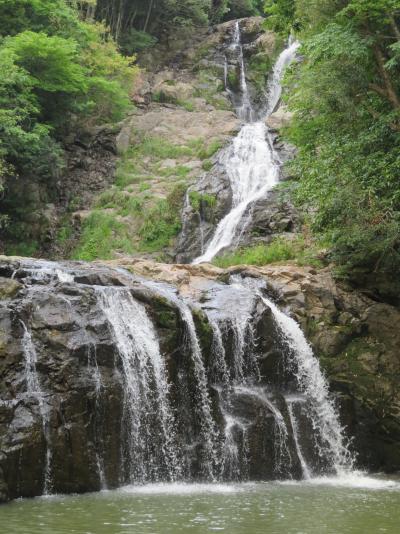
[[1, 477, 400, 534]]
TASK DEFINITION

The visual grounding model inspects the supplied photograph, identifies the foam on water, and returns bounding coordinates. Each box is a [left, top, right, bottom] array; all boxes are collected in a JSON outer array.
[[280, 472, 400, 491], [119, 482, 241, 495]]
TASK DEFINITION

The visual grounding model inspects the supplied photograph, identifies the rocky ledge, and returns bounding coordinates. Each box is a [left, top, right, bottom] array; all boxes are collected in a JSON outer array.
[[0, 255, 399, 506], [107, 257, 400, 472]]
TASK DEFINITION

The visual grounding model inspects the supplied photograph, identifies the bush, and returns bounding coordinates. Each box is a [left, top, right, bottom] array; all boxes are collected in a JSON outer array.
[[139, 185, 186, 251], [213, 236, 322, 268], [72, 211, 134, 261], [213, 239, 297, 267]]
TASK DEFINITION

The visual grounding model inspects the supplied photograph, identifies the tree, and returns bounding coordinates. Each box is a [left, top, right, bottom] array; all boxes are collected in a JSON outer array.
[[0, 0, 137, 251], [282, 0, 400, 295], [264, 0, 296, 33]]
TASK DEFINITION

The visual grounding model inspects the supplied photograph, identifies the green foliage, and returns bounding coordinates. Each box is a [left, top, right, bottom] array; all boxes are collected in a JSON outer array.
[[0, 0, 138, 252], [7, 31, 87, 94], [57, 222, 73, 243], [119, 29, 158, 55], [264, 0, 297, 34], [227, 69, 240, 92], [213, 236, 322, 268], [197, 139, 224, 160], [139, 184, 186, 252], [95, 0, 263, 46], [73, 183, 186, 260], [158, 165, 191, 178], [248, 53, 273, 95], [213, 238, 295, 267], [161, 0, 212, 28], [0, 0, 81, 37], [281, 0, 400, 292], [96, 0, 212, 43], [139, 182, 151, 192], [227, 0, 263, 19], [152, 90, 196, 112], [72, 211, 134, 261], [189, 191, 217, 212], [131, 136, 195, 160], [6, 240, 39, 257], [202, 160, 213, 172]]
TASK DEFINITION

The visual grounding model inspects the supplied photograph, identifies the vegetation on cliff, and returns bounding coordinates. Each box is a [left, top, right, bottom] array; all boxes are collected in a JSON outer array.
[[265, 0, 400, 298], [0, 0, 137, 250], [93, 0, 264, 52]]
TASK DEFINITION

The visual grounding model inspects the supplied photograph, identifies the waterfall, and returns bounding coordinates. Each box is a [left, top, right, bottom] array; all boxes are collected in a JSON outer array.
[[221, 414, 248, 480], [87, 344, 107, 489], [20, 321, 53, 494], [287, 401, 312, 479], [193, 31, 299, 264], [140, 281, 219, 479], [97, 287, 181, 483], [239, 276, 354, 475], [263, 294, 354, 474], [231, 21, 254, 122], [266, 40, 300, 115], [8, 256, 359, 496], [202, 280, 294, 479], [208, 320, 230, 389]]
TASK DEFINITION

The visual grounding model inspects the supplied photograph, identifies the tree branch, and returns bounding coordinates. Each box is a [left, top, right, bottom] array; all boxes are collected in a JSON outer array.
[[373, 45, 400, 109]]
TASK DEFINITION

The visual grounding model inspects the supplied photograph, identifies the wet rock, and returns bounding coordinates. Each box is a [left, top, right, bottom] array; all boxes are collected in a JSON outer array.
[[0, 278, 22, 299]]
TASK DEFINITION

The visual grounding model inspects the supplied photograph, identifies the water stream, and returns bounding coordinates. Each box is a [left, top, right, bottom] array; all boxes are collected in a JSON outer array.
[[10, 251, 396, 507], [193, 25, 299, 264], [97, 287, 181, 484], [20, 321, 53, 494]]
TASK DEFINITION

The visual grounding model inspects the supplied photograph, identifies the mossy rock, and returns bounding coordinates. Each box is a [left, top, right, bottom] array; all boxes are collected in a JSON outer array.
[[192, 308, 213, 363], [0, 277, 22, 300]]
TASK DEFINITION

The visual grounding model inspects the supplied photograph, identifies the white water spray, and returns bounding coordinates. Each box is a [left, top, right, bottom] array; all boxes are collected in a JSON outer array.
[[97, 287, 180, 483], [20, 321, 53, 494], [140, 281, 219, 479], [193, 30, 299, 264], [237, 275, 354, 475]]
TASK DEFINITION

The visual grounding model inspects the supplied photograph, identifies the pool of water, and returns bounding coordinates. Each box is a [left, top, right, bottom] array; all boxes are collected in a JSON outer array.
[[1, 474, 400, 534]]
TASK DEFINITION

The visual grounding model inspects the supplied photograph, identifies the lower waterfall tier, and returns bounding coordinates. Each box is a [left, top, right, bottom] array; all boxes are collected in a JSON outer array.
[[0, 257, 399, 502]]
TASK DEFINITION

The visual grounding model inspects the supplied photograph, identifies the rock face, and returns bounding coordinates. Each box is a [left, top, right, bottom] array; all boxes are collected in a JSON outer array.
[[0, 258, 380, 500], [109, 258, 400, 474], [174, 20, 297, 264], [1, 125, 119, 258], [0, 256, 399, 503]]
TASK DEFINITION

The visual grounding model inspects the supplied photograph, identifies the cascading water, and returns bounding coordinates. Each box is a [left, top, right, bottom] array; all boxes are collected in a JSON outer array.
[[287, 401, 311, 479], [97, 287, 181, 483], [200, 280, 295, 479], [139, 280, 219, 480], [263, 293, 354, 474], [193, 26, 299, 264], [238, 275, 354, 475], [20, 321, 53, 494], [86, 344, 107, 489], [231, 20, 254, 122], [3, 251, 360, 501]]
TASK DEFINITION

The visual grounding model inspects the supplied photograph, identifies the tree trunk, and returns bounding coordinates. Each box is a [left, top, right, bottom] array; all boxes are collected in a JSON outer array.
[[143, 0, 154, 33], [389, 15, 400, 40], [372, 45, 400, 110]]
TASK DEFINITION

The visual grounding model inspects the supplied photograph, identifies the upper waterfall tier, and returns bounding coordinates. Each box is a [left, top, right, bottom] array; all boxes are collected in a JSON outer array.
[[192, 25, 299, 264]]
